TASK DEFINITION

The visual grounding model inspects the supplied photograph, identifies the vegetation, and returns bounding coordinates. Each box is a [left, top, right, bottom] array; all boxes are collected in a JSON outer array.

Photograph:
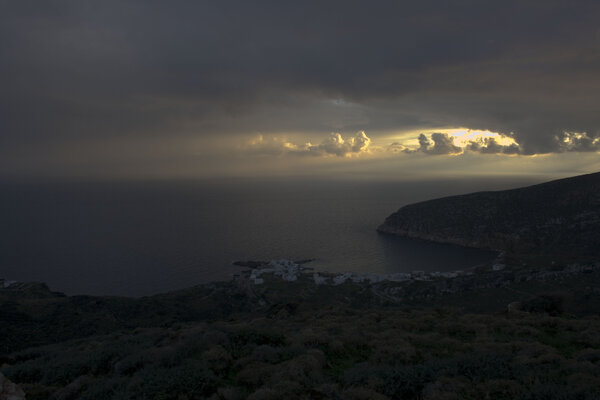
[[3, 261, 600, 398], [4, 304, 600, 399]]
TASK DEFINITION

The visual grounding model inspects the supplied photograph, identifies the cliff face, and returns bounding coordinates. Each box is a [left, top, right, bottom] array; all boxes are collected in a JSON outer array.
[[377, 172, 600, 261]]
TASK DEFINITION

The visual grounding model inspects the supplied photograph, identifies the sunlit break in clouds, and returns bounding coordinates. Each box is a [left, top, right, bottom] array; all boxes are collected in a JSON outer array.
[[246, 129, 523, 158], [1, 0, 599, 180], [246, 131, 371, 157], [398, 129, 523, 155]]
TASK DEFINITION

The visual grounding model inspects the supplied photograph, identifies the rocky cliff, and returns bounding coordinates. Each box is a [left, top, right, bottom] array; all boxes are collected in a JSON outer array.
[[377, 172, 600, 261]]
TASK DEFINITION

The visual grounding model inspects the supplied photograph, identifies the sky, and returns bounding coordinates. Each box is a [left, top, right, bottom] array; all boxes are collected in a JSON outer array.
[[1, 0, 599, 181]]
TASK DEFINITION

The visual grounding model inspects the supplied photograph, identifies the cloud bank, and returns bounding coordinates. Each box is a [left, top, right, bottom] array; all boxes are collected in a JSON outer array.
[[556, 132, 600, 153], [247, 131, 371, 157], [248, 129, 600, 161], [389, 132, 523, 156], [391, 131, 600, 157], [414, 133, 463, 155], [1, 0, 599, 178]]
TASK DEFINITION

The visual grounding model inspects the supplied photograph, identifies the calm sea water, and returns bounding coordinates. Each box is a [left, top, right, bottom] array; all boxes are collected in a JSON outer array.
[[0, 178, 536, 296]]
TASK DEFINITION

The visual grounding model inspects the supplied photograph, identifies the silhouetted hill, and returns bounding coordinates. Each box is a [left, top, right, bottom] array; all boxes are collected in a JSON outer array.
[[378, 172, 600, 261]]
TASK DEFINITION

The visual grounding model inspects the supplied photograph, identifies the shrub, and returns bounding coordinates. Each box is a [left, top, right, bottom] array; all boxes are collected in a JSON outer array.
[[342, 386, 389, 400], [422, 376, 472, 400], [236, 362, 276, 387], [251, 345, 279, 364], [575, 348, 600, 363], [77, 377, 130, 400], [202, 345, 232, 372], [129, 360, 219, 399], [217, 386, 245, 400], [281, 354, 323, 384], [246, 387, 280, 400], [114, 353, 147, 376], [443, 350, 517, 382], [203, 330, 230, 347], [381, 364, 437, 399], [475, 379, 524, 400], [521, 294, 564, 315]]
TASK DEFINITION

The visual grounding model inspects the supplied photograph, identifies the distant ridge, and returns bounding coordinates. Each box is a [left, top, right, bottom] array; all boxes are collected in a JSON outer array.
[[378, 172, 600, 261]]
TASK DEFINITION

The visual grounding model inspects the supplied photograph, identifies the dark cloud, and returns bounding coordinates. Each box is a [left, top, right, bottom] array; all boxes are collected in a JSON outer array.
[[556, 132, 600, 152], [247, 131, 371, 157], [1, 0, 599, 177], [387, 142, 407, 153], [411, 133, 462, 155], [392, 131, 599, 157], [466, 137, 523, 155]]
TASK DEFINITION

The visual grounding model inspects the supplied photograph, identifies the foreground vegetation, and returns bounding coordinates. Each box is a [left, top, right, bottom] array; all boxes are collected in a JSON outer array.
[[4, 306, 600, 399], [3, 263, 600, 399]]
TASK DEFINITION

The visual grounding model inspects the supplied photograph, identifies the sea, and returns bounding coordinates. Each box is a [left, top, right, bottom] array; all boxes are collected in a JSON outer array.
[[0, 177, 538, 297]]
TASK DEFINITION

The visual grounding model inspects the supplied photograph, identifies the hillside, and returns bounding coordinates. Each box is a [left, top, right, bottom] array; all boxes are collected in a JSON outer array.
[[377, 172, 600, 261], [3, 262, 600, 399]]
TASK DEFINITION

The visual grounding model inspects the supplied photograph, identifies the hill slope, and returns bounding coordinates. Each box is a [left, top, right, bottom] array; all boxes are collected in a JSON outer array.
[[377, 172, 600, 261]]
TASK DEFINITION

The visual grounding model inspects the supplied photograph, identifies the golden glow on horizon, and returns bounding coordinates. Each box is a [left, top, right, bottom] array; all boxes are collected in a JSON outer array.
[[446, 129, 518, 147], [384, 128, 519, 149]]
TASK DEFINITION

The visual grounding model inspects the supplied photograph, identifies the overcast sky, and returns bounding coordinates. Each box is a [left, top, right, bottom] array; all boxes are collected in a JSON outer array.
[[1, 0, 599, 180]]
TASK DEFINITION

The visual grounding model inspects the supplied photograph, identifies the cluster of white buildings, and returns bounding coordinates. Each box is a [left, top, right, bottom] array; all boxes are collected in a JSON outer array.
[[244, 259, 471, 286], [248, 259, 305, 284]]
